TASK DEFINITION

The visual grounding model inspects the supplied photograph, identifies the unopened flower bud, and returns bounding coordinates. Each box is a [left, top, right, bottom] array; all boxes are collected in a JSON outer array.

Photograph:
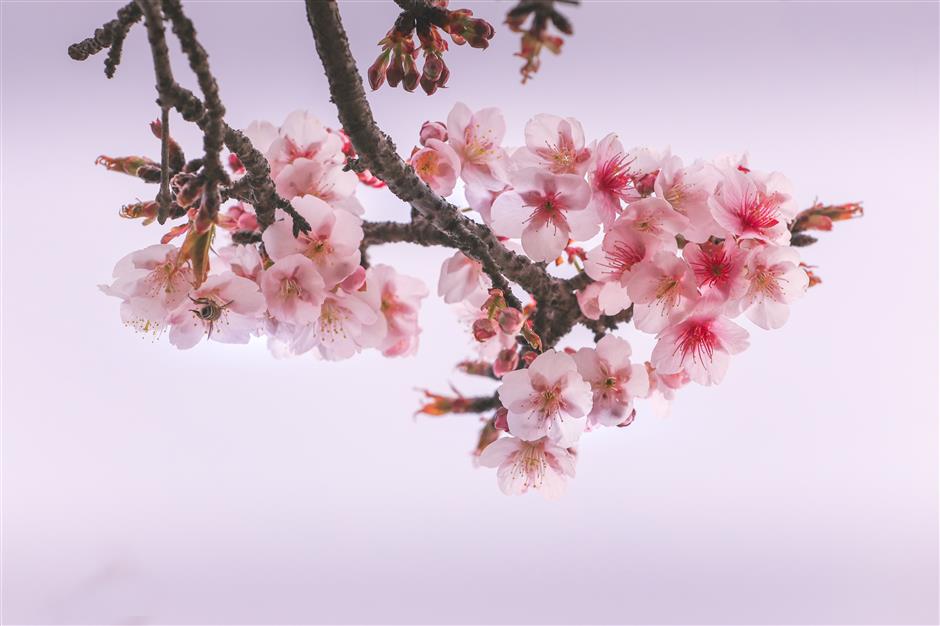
[[493, 407, 510, 432], [472, 317, 499, 342], [228, 153, 245, 174], [419, 120, 448, 145], [368, 51, 390, 91], [493, 348, 520, 377], [497, 307, 525, 335], [634, 171, 658, 196], [446, 10, 495, 49], [386, 52, 405, 87], [521, 320, 542, 352], [549, 10, 573, 35], [402, 54, 420, 92]]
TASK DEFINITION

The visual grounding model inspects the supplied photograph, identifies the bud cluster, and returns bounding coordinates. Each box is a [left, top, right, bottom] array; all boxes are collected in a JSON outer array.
[[506, 0, 573, 83], [368, 1, 494, 95]]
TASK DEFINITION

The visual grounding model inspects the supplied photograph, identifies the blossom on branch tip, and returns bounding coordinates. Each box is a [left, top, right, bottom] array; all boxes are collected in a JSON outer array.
[[497, 349, 592, 446], [478, 436, 576, 499]]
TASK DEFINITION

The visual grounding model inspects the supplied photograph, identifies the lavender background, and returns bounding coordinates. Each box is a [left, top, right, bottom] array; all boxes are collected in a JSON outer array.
[[2, 1, 938, 624]]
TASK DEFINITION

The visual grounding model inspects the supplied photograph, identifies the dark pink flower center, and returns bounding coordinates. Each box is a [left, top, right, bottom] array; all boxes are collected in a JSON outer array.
[[737, 191, 781, 232], [673, 320, 719, 365]]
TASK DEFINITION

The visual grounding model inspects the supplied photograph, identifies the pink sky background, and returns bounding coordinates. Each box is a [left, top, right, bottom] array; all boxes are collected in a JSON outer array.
[[2, 1, 938, 624]]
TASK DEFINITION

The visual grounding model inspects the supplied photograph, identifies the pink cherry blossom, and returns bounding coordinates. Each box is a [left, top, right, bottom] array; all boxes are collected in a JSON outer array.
[[737, 244, 809, 329], [575, 279, 632, 319], [218, 202, 259, 233], [620, 197, 690, 244], [261, 195, 363, 289], [463, 183, 506, 226], [573, 335, 650, 427], [682, 239, 748, 300], [587, 133, 639, 227], [514, 113, 591, 175], [628, 251, 701, 333], [260, 254, 327, 325], [497, 349, 593, 446], [584, 222, 667, 285], [166, 272, 265, 350], [274, 157, 363, 215], [246, 110, 345, 179], [645, 363, 691, 417], [708, 168, 791, 245], [477, 436, 576, 499], [654, 157, 725, 243], [490, 168, 595, 262], [410, 138, 461, 197], [100, 244, 194, 336], [446, 102, 509, 190], [624, 145, 669, 195], [291, 288, 381, 361], [216, 244, 263, 282], [650, 300, 750, 386], [438, 251, 490, 304], [419, 120, 448, 145], [363, 264, 429, 357]]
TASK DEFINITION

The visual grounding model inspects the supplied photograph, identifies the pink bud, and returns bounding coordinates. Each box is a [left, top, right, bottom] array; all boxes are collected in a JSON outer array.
[[368, 52, 390, 91], [472, 318, 499, 342], [634, 171, 658, 196], [493, 407, 510, 432], [497, 307, 524, 335], [419, 121, 448, 146], [493, 348, 519, 378], [402, 55, 420, 92], [228, 153, 245, 174]]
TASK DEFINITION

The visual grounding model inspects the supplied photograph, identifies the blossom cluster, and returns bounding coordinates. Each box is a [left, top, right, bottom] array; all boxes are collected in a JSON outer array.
[[416, 103, 833, 498], [102, 111, 428, 361], [101, 104, 856, 499]]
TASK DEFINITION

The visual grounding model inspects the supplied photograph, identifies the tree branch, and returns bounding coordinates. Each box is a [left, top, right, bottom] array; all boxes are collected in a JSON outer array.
[[304, 0, 580, 324]]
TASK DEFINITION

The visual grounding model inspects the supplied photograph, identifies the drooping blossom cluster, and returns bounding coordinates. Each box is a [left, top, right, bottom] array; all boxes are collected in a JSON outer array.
[[102, 111, 428, 361], [414, 103, 858, 498], [368, 1, 495, 95], [101, 104, 859, 499]]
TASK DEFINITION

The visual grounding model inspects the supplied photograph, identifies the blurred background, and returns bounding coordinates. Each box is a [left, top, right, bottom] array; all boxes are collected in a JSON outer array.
[[1, 1, 937, 623]]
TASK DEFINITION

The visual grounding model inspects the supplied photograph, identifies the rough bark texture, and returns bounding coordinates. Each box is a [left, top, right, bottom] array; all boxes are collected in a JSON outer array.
[[304, 0, 606, 346]]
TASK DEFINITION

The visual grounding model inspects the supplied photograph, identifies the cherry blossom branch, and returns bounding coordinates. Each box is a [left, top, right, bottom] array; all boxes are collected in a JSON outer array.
[[68, 0, 310, 235], [306, 0, 545, 313], [306, 0, 626, 350]]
